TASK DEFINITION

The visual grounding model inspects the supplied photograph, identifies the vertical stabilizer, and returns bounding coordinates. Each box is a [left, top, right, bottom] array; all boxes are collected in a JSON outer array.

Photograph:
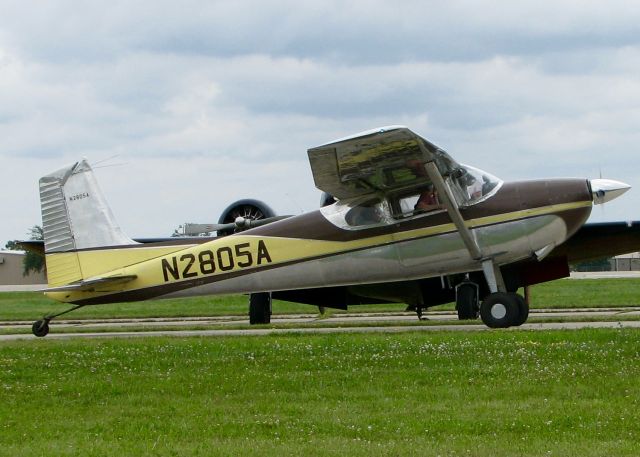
[[39, 159, 138, 286], [40, 159, 137, 253]]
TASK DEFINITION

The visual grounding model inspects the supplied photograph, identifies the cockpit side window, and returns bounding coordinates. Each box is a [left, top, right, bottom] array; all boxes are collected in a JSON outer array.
[[320, 197, 391, 230], [320, 163, 503, 230], [345, 199, 384, 227]]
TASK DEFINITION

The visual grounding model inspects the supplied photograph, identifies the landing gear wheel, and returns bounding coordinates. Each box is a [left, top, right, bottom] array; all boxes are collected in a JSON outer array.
[[32, 320, 50, 337], [511, 294, 529, 327], [456, 282, 479, 320], [249, 293, 272, 325], [480, 292, 520, 328]]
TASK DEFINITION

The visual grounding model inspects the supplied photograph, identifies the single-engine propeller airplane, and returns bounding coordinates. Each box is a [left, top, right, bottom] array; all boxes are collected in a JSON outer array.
[[29, 126, 637, 337]]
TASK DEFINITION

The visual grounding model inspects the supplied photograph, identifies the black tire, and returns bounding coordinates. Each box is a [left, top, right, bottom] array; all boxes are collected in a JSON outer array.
[[480, 292, 520, 328], [32, 320, 49, 337], [249, 293, 271, 325], [511, 294, 529, 327], [456, 282, 479, 320]]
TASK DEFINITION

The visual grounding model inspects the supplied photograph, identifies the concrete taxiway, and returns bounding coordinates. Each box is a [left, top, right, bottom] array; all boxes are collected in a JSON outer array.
[[1, 308, 639, 341], [1, 320, 639, 341], [2, 307, 640, 331]]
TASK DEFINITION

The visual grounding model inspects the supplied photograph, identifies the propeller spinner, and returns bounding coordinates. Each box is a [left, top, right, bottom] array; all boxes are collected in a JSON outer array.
[[590, 179, 631, 205]]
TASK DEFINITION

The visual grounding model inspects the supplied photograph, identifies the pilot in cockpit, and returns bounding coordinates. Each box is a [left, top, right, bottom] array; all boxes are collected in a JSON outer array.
[[415, 184, 441, 212]]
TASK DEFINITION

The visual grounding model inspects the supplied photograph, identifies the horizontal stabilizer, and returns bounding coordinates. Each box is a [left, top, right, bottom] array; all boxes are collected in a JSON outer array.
[[43, 274, 138, 293]]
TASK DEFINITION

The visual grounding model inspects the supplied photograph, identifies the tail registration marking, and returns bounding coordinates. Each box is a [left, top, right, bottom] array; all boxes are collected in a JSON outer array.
[[161, 240, 272, 282]]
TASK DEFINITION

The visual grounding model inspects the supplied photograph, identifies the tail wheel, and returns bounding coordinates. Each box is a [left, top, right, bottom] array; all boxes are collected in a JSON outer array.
[[480, 292, 520, 328], [32, 320, 50, 337]]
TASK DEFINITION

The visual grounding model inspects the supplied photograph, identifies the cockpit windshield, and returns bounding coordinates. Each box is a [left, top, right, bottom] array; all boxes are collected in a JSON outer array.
[[320, 163, 503, 230], [447, 165, 502, 207]]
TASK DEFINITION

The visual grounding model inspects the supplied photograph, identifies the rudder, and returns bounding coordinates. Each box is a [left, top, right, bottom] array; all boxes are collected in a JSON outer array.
[[39, 159, 137, 286]]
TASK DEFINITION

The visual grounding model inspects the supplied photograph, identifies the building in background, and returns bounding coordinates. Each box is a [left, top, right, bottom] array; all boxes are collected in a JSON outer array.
[[0, 250, 46, 288], [610, 252, 640, 271]]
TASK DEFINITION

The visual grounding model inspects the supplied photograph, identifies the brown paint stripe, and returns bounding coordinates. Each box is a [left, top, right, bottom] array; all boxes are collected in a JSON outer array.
[[69, 203, 592, 306]]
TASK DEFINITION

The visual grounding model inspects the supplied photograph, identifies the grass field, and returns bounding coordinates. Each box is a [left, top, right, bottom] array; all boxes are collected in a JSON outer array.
[[1, 278, 640, 322], [1, 329, 639, 456], [0, 279, 640, 320]]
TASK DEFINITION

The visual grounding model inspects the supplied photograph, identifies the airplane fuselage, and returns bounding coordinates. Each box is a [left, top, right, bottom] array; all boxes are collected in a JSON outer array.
[[45, 178, 593, 305]]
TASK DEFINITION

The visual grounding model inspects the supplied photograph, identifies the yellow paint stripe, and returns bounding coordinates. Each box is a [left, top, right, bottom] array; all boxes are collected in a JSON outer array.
[[468, 201, 592, 229], [46, 245, 196, 287], [46, 200, 591, 302]]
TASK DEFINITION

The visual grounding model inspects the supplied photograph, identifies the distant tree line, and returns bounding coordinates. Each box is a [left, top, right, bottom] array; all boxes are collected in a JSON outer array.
[[571, 257, 612, 272], [4, 225, 45, 276]]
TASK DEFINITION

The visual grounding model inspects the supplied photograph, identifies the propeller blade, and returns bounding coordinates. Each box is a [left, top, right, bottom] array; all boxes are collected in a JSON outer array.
[[233, 215, 293, 229], [181, 215, 293, 235], [181, 223, 235, 235]]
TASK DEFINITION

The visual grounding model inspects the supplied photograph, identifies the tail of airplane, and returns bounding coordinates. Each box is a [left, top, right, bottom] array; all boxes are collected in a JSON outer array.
[[39, 159, 138, 287]]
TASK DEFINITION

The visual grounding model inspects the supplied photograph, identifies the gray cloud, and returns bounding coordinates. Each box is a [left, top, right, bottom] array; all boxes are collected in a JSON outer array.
[[3, 1, 640, 63], [1, 0, 640, 243]]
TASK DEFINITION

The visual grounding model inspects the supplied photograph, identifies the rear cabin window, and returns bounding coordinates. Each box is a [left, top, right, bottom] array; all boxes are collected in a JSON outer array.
[[345, 200, 383, 227]]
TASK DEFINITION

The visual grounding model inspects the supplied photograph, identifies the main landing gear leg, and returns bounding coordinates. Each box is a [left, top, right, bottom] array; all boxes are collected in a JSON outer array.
[[32, 305, 85, 337], [249, 292, 272, 325], [479, 260, 528, 328]]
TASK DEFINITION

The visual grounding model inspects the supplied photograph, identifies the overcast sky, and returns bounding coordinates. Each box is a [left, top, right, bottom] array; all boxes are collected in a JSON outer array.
[[2, 0, 640, 244]]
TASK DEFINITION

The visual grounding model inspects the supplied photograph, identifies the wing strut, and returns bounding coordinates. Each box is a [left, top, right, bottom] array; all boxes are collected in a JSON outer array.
[[423, 161, 482, 260], [423, 157, 506, 293]]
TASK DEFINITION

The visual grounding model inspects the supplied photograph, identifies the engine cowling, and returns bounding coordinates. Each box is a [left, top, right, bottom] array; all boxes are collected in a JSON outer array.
[[217, 199, 276, 236]]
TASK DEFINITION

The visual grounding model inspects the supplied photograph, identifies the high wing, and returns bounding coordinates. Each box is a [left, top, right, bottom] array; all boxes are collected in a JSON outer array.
[[307, 126, 460, 200]]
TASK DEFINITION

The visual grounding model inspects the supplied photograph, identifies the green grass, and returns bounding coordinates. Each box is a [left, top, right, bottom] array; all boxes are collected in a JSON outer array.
[[1, 278, 639, 322], [0, 329, 639, 456], [0, 292, 319, 321], [525, 278, 640, 308]]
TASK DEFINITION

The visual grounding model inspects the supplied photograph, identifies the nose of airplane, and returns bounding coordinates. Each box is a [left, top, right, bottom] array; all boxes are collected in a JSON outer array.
[[590, 178, 631, 205]]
